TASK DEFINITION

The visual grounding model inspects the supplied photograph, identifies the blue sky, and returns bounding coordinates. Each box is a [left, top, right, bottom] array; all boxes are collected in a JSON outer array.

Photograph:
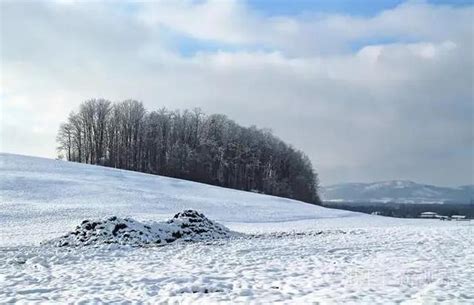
[[121, 0, 473, 17], [246, 0, 473, 16], [155, 0, 474, 57]]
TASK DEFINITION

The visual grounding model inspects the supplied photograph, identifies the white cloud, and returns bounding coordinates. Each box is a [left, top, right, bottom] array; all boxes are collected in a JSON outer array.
[[138, 1, 473, 55], [0, 0, 472, 186]]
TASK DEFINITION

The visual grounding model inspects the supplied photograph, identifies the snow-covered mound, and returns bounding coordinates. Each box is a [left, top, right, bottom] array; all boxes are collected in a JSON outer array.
[[322, 180, 474, 204], [43, 210, 236, 247], [1, 153, 358, 246]]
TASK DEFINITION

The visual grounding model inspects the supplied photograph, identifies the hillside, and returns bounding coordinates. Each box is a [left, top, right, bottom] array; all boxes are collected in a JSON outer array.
[[322, 180, 474, 204], [0, 153, 354, 245], [1, 153, 472, 304]]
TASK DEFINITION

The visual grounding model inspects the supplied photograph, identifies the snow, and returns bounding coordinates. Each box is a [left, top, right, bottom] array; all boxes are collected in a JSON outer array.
[[322, 180, 473, 204], [0, 153, 354, 246], [43, 211, 238, 248], [364, 180, 417, 190], [1, 153, 473, 304]]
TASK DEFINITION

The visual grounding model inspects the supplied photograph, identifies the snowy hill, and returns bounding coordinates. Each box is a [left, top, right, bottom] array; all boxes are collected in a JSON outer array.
[[0, 153, 355, 245], [1, 153, 473, 304], [322, 180, 474, 204]]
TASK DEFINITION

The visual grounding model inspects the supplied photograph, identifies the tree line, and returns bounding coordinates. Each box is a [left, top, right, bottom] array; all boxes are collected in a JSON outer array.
[[321, 202, 474, 218], [57, 99, 321, 204]]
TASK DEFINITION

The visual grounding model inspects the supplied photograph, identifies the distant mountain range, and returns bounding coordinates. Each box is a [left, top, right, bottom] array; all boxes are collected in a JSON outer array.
[[322, 180, 474, 204]]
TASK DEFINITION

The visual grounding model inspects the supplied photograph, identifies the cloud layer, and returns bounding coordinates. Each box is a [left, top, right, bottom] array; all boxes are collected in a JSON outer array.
[[1, 0, 473, 186]]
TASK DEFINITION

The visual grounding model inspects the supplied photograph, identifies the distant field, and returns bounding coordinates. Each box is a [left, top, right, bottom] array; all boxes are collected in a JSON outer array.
[[322, 201, 474, 219]]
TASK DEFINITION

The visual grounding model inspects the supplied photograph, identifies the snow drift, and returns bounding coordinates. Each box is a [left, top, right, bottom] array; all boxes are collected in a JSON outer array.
[[43, 210, 237, 247]]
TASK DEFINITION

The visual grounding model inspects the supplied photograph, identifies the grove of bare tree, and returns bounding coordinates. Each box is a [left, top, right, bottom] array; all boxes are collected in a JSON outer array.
[[57, 99, 321, 204]]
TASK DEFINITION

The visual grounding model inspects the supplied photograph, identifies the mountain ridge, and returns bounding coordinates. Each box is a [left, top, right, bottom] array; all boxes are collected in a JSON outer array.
[[322, 180, 474, 204]]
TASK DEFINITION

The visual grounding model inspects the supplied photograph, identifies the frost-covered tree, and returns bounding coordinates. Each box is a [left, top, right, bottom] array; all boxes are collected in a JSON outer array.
[[57, 99, 321, 204]]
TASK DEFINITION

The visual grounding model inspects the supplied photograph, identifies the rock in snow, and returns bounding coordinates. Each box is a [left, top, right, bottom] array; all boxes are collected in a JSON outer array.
[[43, 210, 237, 247]]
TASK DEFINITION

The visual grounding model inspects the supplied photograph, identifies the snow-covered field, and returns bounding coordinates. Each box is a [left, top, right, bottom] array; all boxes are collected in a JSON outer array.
[[1, 153, 473, 304]]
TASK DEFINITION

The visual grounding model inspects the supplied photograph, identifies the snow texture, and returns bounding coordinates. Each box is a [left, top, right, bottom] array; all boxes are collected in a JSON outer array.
[[2, 220, 473, 304], [43, 210, 237, 248], [0, 153, 355, 246], [1, 153, 473, 304]]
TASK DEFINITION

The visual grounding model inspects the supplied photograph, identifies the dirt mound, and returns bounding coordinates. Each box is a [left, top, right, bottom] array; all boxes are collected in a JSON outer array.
[[43, 210, 236, 247]]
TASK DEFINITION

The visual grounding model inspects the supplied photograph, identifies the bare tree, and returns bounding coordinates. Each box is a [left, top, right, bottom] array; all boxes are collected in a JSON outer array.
[[56, 122, 73, 160], [57, 99, 321, 204]]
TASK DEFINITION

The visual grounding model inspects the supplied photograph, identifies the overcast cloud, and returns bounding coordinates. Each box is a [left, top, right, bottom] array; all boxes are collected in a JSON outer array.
[[0, 0, 473, 186]]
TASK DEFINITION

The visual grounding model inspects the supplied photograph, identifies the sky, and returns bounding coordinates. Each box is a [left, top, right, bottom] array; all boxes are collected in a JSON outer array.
[[0, 0, 473, 187]]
